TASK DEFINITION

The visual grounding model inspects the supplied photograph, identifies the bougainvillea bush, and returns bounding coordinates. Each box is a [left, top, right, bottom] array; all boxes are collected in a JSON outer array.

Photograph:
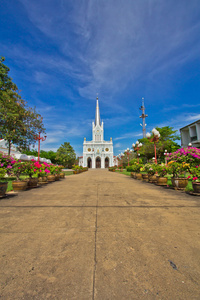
[[0, 152, 17, 174], [167, 147, 200, 166]]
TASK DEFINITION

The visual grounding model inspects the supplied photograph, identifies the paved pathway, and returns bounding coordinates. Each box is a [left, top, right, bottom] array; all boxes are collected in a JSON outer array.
[[0, 170, 200, 299]]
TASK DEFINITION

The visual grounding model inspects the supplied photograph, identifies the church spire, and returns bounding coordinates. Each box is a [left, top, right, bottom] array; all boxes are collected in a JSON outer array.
[[95, 95, 101, 126]]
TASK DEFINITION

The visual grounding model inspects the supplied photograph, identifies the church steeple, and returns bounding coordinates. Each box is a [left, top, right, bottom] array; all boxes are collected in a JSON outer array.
[[95, 96, 101, 126]]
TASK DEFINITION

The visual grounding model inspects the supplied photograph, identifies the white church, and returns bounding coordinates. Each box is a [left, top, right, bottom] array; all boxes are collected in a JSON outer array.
[[79, 97, 117, 168]]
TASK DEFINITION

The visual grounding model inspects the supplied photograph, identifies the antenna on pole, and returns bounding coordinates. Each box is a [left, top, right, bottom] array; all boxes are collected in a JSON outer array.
[[139, 97, 148, 138]]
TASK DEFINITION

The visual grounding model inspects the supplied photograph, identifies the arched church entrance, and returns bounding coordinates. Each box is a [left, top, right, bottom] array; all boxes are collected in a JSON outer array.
[[96, 157, 101, 168], [105, 157, 109, 168], [87, 157, 92, 168]]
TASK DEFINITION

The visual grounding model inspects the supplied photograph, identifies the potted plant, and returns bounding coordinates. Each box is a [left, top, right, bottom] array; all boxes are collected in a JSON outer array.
[[156, 164, 168, 185], [190, 165, 200, 193], [0, 168, 8, 197], [145, 163, 157, 183], [12, 162, 28, 191], [140, 166, 148, 182], [37, 163, 50, 184], [59, 165, 65, 178], [22, 161, 39, 188], [167, 161, 190, 189]]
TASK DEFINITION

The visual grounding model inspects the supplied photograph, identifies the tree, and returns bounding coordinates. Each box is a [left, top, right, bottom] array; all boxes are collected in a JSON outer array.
[[56, 142, 76, 168], [137, 126, 181, 162], [0, 57, 45, 154]]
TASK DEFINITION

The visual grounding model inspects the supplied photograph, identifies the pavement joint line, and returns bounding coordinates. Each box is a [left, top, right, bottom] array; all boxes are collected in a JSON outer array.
[[0, 205, 199, 208], [92, 183, 99, 300]]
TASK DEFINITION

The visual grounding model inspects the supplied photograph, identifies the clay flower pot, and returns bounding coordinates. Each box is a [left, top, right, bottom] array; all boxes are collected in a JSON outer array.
[[55, 174, 60, 181], [60, 172, 65, 179], [142, 174, 148, 182], [171, 178, 188, 189], [148, 174, 157, 183], [38, 176, 48, 184], [12, 180, 28, 192], [131, 172, 136, 178], [192, 182, 200, 193], [47, 174, 55, 182], [27, 177, 38, 188], [0, 182, 8, 196], [157, 176, 168, 186], [135, 173, 142, 180]]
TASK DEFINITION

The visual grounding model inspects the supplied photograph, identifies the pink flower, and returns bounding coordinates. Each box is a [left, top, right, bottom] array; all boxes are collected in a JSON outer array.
[[187, 176, 191, 179]]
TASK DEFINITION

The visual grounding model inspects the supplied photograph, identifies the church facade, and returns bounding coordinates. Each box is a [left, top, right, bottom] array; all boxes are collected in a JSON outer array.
[[79, 97, 114, 168]]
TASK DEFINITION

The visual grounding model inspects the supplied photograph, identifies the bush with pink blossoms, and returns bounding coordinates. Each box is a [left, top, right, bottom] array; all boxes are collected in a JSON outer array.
[[167, 147, 200, 167], [0, 152, 17, 174]]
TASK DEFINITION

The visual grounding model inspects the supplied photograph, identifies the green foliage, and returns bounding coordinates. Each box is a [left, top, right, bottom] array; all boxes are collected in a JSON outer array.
[[129, 158, 143, 165], [22, 149, 57, 164], [0, 57, 45, 154], [156, 164, 168, 177], [56, 142, 76, 168], [0, 168, 6, 178], [138, 126, 181, 162], [143, 163, 157, 175], [167, 161, 190, 178]]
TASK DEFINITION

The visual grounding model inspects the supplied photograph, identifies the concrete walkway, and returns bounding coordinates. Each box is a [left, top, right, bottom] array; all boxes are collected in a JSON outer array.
[[0, 170, 200, 299]]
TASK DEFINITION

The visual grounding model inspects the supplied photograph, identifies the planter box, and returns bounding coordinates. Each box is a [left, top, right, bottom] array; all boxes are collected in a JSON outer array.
[[0, 182, 8, 196]]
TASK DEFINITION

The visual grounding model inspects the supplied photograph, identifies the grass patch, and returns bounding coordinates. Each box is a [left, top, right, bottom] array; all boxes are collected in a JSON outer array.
[[116, 170, 131, 176], [64, 171, 74, 176]]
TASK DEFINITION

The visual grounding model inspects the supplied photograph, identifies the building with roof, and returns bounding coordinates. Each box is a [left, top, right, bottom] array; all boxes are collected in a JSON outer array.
[[80, 97, 114, 168], [180, 119, 200, 148]]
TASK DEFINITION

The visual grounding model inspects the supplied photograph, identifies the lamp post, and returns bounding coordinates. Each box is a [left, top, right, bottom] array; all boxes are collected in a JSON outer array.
[[124, 148, 132, 166], [132, 141, 142, 163], [146, 128, 160, 164], [164, 149, 169, 166], [34, 132, 47, 162]]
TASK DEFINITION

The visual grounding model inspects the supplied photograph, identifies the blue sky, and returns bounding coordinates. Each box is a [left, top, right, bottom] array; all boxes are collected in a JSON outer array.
[[1, 0, 200, 156]]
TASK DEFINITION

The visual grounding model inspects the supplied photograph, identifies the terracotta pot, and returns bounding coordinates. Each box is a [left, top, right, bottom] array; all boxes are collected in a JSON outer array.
[[12, 180, 28, 192], [192, 182, 200, 193], [171, 178, 188, 189], [157, 176, 168, 186], [60, 172, 65, 179], [47, 174, 55, 182], [120, 169, 123, 172], [142, 174, 148, 181], [0, 182, 8, 196], [131, 172, 136, 178], [148, 174, 157, 183], [73, 171, 77, 174], [55, 174, 60, 181], [38, 176, 48, 184], [27, 177, 38, 188], [135, 173, 142, 180]]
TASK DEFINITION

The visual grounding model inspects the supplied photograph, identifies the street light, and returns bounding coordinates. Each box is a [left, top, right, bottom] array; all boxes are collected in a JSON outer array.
[[164, 149, 169, 166], [34, 132, 47, 162], [146, 128, 160, 164], [132, 141, 142, 163], [125, 148, 132, 166]]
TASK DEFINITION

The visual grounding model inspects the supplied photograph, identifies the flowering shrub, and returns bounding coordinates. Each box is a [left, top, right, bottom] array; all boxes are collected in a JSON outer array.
[[144, 163, 157, 175], [167, 161, 190, 178], [167, 147, 200, 166], [127, 163, 143, 173], [190, 165, 200, 182], [12, 162, 28, 180], [0, 152, 17, 174], [156, 164, 168, 177]]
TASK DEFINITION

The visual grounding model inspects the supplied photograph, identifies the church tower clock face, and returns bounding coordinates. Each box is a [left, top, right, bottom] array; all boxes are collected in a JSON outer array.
[[88, 148, 91, 152], [105, 148, 109, 152]]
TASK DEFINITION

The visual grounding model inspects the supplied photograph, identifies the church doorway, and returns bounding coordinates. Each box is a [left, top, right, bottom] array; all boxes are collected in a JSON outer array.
[[96, 157, 101, 168], [105, 157, 109, 168], [87, 157, 92, 168]]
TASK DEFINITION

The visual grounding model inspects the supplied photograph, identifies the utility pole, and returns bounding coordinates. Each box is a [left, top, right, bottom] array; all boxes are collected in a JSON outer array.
[[139, 98, 148, 138]]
